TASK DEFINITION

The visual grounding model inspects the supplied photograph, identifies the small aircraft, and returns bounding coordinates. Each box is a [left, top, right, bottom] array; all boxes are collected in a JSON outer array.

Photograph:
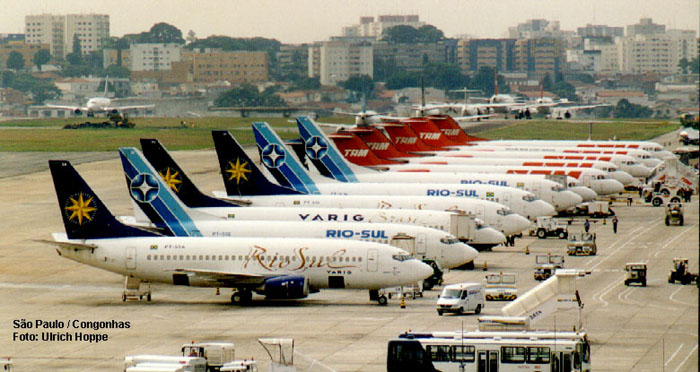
[[41, 160, 432, 305], [47, 77, 154, 117]]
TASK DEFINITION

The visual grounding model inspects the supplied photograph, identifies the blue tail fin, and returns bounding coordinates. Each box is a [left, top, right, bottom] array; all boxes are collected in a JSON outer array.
[[295, 116, 359, 182], [251, 122, 321, 194], [139, 138, 235, 208], [119, 147, 204, 237], [49, 160, 159, 239], [211, 130, 302, 196]]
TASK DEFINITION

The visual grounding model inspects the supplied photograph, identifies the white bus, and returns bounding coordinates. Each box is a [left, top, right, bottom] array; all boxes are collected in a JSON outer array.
[[387, 330, 591, 372]]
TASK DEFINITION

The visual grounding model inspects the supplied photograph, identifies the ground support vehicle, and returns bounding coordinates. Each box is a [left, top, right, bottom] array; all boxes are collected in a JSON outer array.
[[529, 216, 568, 239], [668, 258, 699, 285], [566, 233, 597, 256], [124, 356, 207, 372], [421, 259, 444, 290], [665, 203, 684, 226], [220, 360, 258, 372], [643, 190, 682, 207], [387, 330, 591, 372], [63, 113, 136, 129], [624, 263, 647, 286], [122, 276, 151, 302], [534, 254, 565, 281], [386, 281, 424, 300], [567, 201, 615, 217], [182, 342, 236, 371], [484, 272, 518, 301], [436, 283, 484, 316]]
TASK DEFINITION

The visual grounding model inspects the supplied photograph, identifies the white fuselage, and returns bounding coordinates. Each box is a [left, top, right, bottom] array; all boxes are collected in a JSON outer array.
[[213, 192, 531, 236], [303, 181, 555, 219], [415, 149, 651, 178], [86, 97, 112, 113], [175, 207, 506, 247], [158, 220, 477, 269], [471, 140, 673, 160], [52, 233, 432, 291]]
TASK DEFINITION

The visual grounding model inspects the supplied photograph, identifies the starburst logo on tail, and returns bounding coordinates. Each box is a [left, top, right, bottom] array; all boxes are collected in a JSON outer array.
[[64, 193, 97, 225]]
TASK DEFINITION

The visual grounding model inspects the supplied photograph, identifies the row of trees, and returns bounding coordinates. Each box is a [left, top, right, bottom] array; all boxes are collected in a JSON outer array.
[[4, 49, 52, 71]]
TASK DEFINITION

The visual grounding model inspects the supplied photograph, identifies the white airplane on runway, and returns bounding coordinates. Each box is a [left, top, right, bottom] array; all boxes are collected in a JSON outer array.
[[210, 131, 531, 237], [47, 77, 154, 117], [469, 139, 674, 160], [136, 138, 506, 251], [42, 160, 432, 305], [119, 147, 478, 269]]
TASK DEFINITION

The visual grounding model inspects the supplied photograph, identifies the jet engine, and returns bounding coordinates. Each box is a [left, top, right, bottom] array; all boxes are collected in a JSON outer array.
[[74, 108, 83, 115], [260, 275, 309, 299]]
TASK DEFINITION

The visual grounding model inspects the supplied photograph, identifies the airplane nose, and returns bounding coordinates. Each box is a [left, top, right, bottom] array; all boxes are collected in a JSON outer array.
[[537, 201, 556, 217], [609, 171, 634, 185], [462, 243, 479, 264], [504, 214, 530, 235], [474, 227, 506, 245], [412, 260, 434, 282], [569, 186, 597, 201], [558, 191, 582, 210], [631, 165, 651, 178], [606, 179, 624, 194]]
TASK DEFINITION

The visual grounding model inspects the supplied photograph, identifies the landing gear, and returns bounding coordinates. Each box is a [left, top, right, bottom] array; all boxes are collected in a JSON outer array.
[[230, 290, 252, 304], [377, 295, 388, 306]]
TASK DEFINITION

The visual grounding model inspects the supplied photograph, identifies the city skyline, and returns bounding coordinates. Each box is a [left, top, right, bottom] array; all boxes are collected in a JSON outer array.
[[2, 0, 698, 43]]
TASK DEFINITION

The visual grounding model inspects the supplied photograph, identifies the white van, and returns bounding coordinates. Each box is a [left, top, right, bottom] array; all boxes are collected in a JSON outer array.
[[436, 283, 484, 316]]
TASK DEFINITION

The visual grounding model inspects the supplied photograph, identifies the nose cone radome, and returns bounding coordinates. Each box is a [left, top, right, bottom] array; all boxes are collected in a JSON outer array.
[[474, 227, 506, 245], [609, 171, 634, 185], [536, 200, 556, 217], [554, 190, 582, 211], [443, 243, 480, 269], [411, 260, 435, 282], [503, 214, 531, 235], [628, 164, 651, 178], [656, 150, 675, 159], [569, 186, 598, 201], [592, 179, 624, 195]]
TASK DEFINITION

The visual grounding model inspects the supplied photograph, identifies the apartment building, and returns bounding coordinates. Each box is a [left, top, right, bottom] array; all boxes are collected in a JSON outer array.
[[183, 50, 269, 84], [25, 14, 109, 59], [618, 30, 697, 74], [130, 43, 181, 72], [513, 38, 566, 78], [342, 15, 424, 38], [373, 41, 447, 72], [456, 39, 515, 74], [0, 41, 50, 69], [308, 40, 372, 86]]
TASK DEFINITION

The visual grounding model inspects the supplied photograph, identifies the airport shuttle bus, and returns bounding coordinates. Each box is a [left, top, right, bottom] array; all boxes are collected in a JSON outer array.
[[387, 330, 591, 372]]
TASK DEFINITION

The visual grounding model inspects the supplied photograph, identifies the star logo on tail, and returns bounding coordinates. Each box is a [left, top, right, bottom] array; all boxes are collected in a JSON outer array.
[[226, 158, 252, 184], [159, 167, 182, 192], [305, 136, 328, 159], [129, 173, 159, 203], [64, 193, 97, 225], [261, 144, 286, 168]]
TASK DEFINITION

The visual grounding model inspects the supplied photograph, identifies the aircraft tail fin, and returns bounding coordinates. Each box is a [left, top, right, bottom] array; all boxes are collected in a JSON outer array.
[[103, 75, 109, 97], [251, 122, 321, 194], [140, 138, 235, 208], [326, 130, 404, 166], [295, 116, 371, 182], [119, 147, 208, 237], [49, 160, 159, 239], [211, 130, 303, 196]]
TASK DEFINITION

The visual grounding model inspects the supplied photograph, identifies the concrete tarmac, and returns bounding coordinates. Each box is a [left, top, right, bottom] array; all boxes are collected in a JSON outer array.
[[0, 143, 697, 371]]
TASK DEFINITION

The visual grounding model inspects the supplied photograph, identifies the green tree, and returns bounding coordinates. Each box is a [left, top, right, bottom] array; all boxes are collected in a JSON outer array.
[[416, 25, 445, 43], [104, 64, 131, 78], [291, 77, 320, 91], [65, 34, 83, 65], [469, 66, 509, 96], [146, 22, 185, 44], [32, 49, 52, 71], [423, 62, 469, 90], [614, 99, 652, 118], [678, 58, 689, 74], [691, 57, 700, 74], [541, 73, 553, 91], [385, 71, 419, 90], [6, 51, 25, 70], [382, 25, 419, 44], [214, 84, 286, 107], [339, 75, 374, 98], [551, 81, 577, 101], [3, 73, 61, 104]]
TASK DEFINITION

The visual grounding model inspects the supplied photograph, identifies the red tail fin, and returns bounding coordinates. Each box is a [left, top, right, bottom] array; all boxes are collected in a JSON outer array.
[[403, 118, 462, 148], [426, 116, 488, 144], [347, 127, 420, 159], [329, 131, 403, 166], [380, 122, 444, 153]]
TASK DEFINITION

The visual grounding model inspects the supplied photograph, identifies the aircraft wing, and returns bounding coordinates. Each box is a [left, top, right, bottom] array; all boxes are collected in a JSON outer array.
[[105, 104, 155, 112], [169, 268, 273, 286], [452, 114, 499, 122], [45, 104, 86, 111], [555, 104, 611, 111]]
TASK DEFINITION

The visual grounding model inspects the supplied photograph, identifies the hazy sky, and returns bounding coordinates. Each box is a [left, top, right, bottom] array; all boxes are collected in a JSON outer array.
[[2, 0, 698, 43]]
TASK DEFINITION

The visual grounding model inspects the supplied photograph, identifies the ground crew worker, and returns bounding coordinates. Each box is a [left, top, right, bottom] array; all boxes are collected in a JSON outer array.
[[584, 219, 590, 233], [612, 216, 618, 234]]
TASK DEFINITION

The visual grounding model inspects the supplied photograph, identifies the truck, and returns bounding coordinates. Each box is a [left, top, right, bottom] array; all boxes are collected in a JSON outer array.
[[624, 263, 647, 287], [219, 360, 258, 372], [182, 342, 236, 371], [665, 203, 684, 226], [566, 233, 597, 256], [567, 201, 615, 218], [484, 272, 518, 301], [534, 254, 565, 281], [529, 216, 568, 239], [124, 356, 207, 372], [668, 258, 699, 285], [436, 283, 484, 316]]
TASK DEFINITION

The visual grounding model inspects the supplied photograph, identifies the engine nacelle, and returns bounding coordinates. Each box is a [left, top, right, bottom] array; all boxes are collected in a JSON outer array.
[[111, 109, 119, 114], [261, 275, 309, 299], [74, 108, 83, 115]]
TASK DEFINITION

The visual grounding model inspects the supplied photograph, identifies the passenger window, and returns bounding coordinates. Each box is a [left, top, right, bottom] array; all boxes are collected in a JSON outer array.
[[186, 255, 190, 260], [218, 255, 223, 260], [179, 255, 183, 260], [527, 347, 550, 363], [205, 255, 210, 260], [452, 345, 475, 362], [225, 255, 229, 260], [199, 255, 203, 260], [166, 255, 171, 260], [501, 346, 527, 363]]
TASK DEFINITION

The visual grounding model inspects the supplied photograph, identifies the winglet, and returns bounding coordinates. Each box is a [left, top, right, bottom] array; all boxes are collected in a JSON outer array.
[[48, 160, 158, 239], [211, 130, 303, 196]]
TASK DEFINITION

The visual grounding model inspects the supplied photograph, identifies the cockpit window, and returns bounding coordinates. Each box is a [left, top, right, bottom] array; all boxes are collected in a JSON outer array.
[[522, 194, 537, 202], [497, 208, 513, 216], [440, 237, 461, 244], [597, 175, 605, 180], [392, 254, 413, 262]]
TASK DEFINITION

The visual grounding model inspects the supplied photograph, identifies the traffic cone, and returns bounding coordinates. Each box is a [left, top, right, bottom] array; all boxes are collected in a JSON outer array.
[[216, 288, 220, 295], [525, 246, 530, 255], [603, 218, 607, 225], [483, 261, 488, 271], [400, 296, 406, 309]]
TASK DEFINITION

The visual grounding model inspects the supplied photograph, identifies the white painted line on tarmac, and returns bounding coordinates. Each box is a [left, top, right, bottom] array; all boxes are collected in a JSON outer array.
[[654, 222, 699, 258], [587, 221, 656, 272], [593, 274, 626, 307], [665, 343, 684, 366], [617, 287, 635, 305], [673, 343, 698, 372], [668, 286, 695, 307]]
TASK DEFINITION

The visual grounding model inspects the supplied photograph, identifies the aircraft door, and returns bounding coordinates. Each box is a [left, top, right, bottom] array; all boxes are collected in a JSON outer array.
[[477, 350, 499, 372], [125, 247, 136, 270], [502, 192, 511, 208], [416, 233, 427, 255], [367, 249, 378, 272]]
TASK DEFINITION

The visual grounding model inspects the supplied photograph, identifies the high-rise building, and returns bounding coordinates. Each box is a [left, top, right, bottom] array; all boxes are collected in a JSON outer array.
[[456, 39, 516, 74], [183, 50, 269, 84], [577, 24, 624, 38], [308, 40, 372, 86], [626, 18, 665, 36], [25, 14, 109, 59], [342, 15, 424, 39], [130, 43, 182, 72], [513, 38, 566, 78], [618, 30, 697, 74], [373, 41, 448, 73]]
